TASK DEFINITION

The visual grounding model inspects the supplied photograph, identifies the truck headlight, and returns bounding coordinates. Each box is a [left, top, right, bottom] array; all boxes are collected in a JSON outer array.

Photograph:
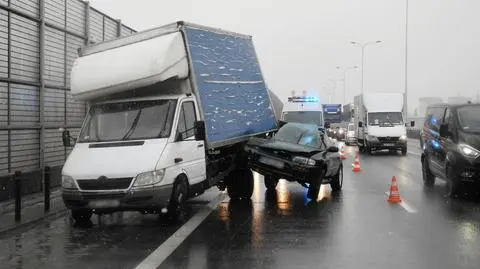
[[400, 135, 407, 140], [62, 175, 77, 189], [367, 135, 378, 142], [133, 169, 165, 187], [293, 156, 316, 166], [458, 144, 480, 159]]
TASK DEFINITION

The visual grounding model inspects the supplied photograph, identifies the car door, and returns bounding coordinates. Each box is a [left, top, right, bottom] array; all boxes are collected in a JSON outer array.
[[428, 107, 446, 175], [439, 108, 455, 177], [321, 133, 340, 176], [173, 100, 206, 185]]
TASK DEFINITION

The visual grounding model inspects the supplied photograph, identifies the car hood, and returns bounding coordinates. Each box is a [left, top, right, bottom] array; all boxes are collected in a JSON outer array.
[[62, 139, 168, 179], [367, 125, 406, 137], [459, 131, 480, 150], [258, 140, 321, 156]]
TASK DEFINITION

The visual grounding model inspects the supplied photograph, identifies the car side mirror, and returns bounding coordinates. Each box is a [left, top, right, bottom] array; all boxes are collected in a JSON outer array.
[[410, 121, 415, 127], [439, 123, 449, 137], [61, 129, 72, 147], [194, 121, 205, 141], [358, 121, 363, 128], [327, 146, 339, 153]]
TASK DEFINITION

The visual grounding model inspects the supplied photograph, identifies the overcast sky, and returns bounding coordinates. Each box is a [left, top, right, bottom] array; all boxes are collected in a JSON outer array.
[[89, 0, 480, 115]]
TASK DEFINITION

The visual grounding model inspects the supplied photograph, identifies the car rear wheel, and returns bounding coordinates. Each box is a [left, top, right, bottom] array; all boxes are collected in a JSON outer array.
[[71, 209, 92, 222], [422, 156, 435, 187], [330, 165, 343, 191], [264, 175, 278, 190]]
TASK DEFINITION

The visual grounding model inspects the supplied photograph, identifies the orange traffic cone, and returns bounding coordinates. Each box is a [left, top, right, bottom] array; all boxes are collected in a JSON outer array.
[[387, 176, 402, 203], [352, 153, 362, 172], [340, 145, 347, 160]]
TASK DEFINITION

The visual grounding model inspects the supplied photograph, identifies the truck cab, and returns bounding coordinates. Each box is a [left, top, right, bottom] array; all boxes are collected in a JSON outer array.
[[281, 96, 326, 131]]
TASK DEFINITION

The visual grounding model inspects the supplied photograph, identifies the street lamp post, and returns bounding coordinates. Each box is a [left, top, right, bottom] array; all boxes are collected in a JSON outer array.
[[336, 66, 358, 104], [404, 0, 409, 123], [350, 40, 383, 94]]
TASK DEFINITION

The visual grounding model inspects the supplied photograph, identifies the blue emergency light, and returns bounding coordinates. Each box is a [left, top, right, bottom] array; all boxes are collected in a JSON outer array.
[[288, 96, 319, 103]]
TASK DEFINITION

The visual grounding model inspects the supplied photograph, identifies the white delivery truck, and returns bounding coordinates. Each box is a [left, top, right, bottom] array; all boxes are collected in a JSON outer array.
[[281, 96, 326, 130], [61, 21, 278, 222], [353, 93, 407, 155]]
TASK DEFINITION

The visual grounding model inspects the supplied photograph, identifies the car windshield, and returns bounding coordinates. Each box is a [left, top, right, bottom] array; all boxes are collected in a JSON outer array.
[[274, 123, 323, 148], [282, 111, 323, 127], [457, 105, 480, 131], [368, 112, 403, 126], [78, 99, 177, 142]]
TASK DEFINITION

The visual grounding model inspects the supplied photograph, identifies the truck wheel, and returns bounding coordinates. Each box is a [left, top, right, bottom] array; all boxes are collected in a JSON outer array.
[[330, 165, 343, 192], [422, 156, 435, 187], [264, 175, 278, 190], [401, 147, 407, 156], [71, 210, 92, 222], [167, 177, 188, 222], [227, 169, 254, 200]]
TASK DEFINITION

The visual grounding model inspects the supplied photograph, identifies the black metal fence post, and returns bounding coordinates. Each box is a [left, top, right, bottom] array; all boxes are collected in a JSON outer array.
[[14, 171, 22, 222], [44, 166, 51, 212]]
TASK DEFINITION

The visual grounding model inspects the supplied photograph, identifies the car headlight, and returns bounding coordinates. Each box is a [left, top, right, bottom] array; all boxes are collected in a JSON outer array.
[[133, 169, 166, 187], [293, 156, 316, 166], [400, 135, 407, 140], [458, 144, 480, 159], [338, 130, 344, 134], [62, 175, 77, 189], [367, 135, 378, 141]]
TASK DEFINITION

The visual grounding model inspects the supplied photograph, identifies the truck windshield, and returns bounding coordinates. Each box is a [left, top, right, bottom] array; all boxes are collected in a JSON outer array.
[[457, 106, 480, 132], [78, 99, 177, 143], [282, 111, 323, 127], [368, 112, 403, 126]]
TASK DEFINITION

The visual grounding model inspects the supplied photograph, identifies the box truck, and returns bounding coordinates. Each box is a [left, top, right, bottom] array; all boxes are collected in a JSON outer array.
[[60, 21, 278, 222], [353, 93, 407, 155]]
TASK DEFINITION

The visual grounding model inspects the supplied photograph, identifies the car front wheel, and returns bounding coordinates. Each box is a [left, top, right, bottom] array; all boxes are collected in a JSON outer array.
[[422, 156, 435, 187], [330, 165, 343, 191], [264, 175, 279, 190]]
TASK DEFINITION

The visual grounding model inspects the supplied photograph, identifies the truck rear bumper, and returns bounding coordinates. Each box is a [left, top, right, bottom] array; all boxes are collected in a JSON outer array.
[[62, 184, 173, 213]]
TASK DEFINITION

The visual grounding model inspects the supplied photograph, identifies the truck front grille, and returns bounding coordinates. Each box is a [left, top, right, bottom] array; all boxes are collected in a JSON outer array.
[[378, 137, 399, 142], [77, 177, 133, 190]]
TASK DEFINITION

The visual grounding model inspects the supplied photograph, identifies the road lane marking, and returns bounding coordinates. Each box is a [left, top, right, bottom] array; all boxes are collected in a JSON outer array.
[[135, 192, 227, 269], [408, 151, 421, 157], [385, 192, 417, 213]]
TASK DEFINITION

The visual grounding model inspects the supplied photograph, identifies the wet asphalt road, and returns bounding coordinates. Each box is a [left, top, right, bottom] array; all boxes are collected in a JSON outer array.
[[1, 139, 480, 269]]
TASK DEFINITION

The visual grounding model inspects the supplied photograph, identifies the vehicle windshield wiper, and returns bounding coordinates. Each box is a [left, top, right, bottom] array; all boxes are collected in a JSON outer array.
[[121, 110, 142, 140]]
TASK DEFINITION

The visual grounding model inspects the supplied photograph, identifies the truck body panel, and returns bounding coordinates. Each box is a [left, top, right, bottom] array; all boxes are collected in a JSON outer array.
[[323, 104, 342, 125]]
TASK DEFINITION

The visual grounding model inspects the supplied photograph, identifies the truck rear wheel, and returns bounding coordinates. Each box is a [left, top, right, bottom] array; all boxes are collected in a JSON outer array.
[[227, 168, 254, 200], [264, 175, 278, 190]]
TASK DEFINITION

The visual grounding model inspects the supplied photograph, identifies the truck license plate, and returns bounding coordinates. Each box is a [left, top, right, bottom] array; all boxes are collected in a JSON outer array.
[[88, 200, 120, 208], [384, 143, 395, 147], [259, 157, 284, 169]]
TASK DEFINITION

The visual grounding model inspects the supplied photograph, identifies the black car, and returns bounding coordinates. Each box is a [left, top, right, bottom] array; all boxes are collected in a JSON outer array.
[[421, 103, 480, 197], [245, 122, 343, 200]]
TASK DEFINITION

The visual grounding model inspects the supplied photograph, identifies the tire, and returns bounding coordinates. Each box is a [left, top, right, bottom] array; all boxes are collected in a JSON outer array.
[[71, 210, 92, 222], [167, 177, 189, 222], [307, 185, 320, 200], [446, 166, 462, 198], [421, 156, 435, 187], [401, 147, 407, 156], [330, 165, 343, 192], [264, 175, 278, 190], [227, 168, 254, 200]]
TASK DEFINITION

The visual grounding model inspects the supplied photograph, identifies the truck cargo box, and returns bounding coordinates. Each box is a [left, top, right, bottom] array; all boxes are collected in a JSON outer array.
[[70, 21, 277, 149]]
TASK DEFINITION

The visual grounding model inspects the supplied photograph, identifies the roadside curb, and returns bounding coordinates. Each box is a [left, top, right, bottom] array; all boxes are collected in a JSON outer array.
[[0, 207, 68, 236]]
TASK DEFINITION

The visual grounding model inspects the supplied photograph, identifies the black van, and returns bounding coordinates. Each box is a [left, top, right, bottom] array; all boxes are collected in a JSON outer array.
[[421, 103, 480, 197]]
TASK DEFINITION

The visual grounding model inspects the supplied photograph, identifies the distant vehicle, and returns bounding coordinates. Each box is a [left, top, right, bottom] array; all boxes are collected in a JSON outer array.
[[421, 103, 480, 197], [334, 126, 346, 141], [281, 96, 326, 130], [60, 21, 278, 222], [323, 104, 343, 127], [345, 123, 356, 145], [354, 93, 408, 155], [245, 122, 343, 200]]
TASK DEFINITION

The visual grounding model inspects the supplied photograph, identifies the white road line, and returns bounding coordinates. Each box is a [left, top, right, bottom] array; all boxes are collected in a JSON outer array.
[[135, 192, 227, 269], [408, 151, 421, 157], [385, 192, 417, 213]]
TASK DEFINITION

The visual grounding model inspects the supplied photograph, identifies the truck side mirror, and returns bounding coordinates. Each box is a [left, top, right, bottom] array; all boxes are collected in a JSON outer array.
[[358, 121, 363, 128], [61, 129, 72, 147], [410, 121, 415, 127], [439, 123, 449, 137], [194, 121, 206, 141]]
